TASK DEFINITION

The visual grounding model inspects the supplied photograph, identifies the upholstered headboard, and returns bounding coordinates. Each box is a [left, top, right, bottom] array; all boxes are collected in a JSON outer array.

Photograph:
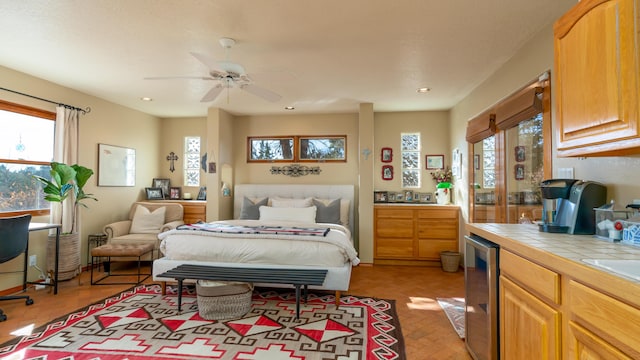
[[233, 184, 355, 234]]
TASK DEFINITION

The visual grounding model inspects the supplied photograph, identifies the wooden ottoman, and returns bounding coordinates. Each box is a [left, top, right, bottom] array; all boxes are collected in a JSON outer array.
[[90, 243, 154, 285]]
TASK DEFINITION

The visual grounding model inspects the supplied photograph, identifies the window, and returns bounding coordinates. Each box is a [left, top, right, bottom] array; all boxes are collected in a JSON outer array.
[[248, 135, 347, 162], [401, 132, 421, 188], [184, 136, 200, 186], [482, 136, 496, 189], [0, 99, 55, 215]]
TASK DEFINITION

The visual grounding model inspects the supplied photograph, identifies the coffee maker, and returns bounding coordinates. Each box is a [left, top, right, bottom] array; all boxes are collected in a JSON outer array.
[[539, 179, 607, 234]]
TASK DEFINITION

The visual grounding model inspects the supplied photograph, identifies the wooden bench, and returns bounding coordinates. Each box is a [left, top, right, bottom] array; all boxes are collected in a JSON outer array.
[[158, 264, 328, 319], [90, 243, 154, 285]]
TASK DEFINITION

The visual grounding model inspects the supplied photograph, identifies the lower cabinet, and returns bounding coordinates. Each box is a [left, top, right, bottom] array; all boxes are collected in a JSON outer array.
[[150, 200, 206, 224], [567, 280, 640, 359], [500, 276, 561, 359], [498, 250, 640, 359], [374, 205, 459, 265], [499, 250, 562, 359]]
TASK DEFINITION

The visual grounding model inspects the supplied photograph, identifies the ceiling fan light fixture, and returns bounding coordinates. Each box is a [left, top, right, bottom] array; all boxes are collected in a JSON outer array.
[[140, 97, 153, 101], [284, 106, 295, 110], [416, 87, 431, 93]]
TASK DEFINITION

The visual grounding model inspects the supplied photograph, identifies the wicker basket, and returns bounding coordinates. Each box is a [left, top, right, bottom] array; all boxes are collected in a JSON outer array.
[[196, 280, 253, 320], [440, 251, 461, 272]]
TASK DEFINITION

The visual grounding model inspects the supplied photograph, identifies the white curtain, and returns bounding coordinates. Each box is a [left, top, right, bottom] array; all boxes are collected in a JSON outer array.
[[51, 106, 79, 234]]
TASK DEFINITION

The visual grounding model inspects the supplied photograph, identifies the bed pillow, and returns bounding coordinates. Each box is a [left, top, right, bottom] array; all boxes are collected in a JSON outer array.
[[314, 198, 350, 226], [239, 197, 269, 220], [130, 205, 166, 234], [259, 205, 317, 223], [270, 197, 313, 208], [313, 198, 341, 224]]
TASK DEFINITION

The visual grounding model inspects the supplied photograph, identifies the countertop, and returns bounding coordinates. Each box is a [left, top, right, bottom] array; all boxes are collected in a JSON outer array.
[[466, 223, 640, 306]]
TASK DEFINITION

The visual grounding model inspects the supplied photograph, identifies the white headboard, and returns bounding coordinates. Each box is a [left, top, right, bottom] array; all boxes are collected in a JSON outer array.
[[234, 184, 355, 234]]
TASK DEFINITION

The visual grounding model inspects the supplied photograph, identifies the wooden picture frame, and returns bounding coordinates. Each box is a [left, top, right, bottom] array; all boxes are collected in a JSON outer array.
[[145, 187, 164, 200], [426, 154, 444, 170], [169, 187, 182, 200], [152, 178, 170, 199], [382, 165, 394, 180], [515, 164, 525, 180], [419, 192, 434, 203], [515, 146, 526, 162], [381, 147, 393, 162]]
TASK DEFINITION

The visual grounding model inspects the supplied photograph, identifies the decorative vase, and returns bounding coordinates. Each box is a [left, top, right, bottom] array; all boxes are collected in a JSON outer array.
[[47, 233, 81, 281], [435, 188, 451, 205]]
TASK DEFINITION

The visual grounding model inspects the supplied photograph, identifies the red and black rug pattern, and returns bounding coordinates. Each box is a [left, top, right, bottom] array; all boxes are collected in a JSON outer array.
[[0, 284, 406, 359]]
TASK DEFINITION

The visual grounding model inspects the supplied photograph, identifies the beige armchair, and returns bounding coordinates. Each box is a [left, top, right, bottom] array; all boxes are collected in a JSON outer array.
[[103, 202, 184, 260]]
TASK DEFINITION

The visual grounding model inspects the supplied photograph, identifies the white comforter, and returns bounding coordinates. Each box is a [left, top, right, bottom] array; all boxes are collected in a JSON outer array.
[[158, 220, 360, 267]]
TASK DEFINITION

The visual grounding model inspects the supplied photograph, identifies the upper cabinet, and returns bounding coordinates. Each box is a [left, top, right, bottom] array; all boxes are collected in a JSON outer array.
[[554, 0, 640, 157]]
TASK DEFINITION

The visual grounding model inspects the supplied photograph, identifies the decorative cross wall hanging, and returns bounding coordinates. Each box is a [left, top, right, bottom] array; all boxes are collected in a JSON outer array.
[[167, 151, 179, 173]]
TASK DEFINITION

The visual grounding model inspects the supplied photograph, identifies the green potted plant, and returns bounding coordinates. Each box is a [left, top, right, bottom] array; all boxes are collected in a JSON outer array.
[[34, 162, 97, 280]]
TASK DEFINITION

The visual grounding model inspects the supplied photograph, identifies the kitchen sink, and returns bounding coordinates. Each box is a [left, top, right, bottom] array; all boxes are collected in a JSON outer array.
[[582, 259, 640, 281]]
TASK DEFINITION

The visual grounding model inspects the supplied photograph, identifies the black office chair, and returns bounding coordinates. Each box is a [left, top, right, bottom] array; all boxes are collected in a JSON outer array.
[[0, 214, 34, 321]]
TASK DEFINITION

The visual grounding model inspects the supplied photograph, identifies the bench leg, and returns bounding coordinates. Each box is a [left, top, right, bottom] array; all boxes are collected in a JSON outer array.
[[335, 291, 341, 308], [294, 285, 301, 320], [161, 281, 167, 295]]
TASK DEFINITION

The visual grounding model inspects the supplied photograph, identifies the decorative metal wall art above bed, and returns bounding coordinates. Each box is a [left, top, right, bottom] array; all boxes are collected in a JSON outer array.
[[270, 164, 322, 177]]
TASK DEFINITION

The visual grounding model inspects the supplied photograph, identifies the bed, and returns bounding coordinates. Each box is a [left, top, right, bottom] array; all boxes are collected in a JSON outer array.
[[152, 184, 359, 301]]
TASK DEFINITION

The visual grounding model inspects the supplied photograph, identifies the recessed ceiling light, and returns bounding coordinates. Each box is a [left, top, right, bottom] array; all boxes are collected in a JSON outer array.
[[284, 106, 295, 110], [416, 87, 431, 93], [140, 97, 153, 101]]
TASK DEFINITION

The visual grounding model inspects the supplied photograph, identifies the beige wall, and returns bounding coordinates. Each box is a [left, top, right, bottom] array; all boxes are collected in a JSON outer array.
[[374, 111, 450, 193], [1, 65, 162, 289]]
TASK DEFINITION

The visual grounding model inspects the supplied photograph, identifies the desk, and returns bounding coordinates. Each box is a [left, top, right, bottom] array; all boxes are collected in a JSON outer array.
[[27, 223, 61, 295]]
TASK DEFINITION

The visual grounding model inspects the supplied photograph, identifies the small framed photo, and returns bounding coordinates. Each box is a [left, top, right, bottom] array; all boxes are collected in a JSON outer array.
[[382, 165, 394, 180], [169, 187, 182, 200], [515, 146, 526, 162], [197, 186, 207, 200], [152, 178, 170, 199], [395, 192, 405, 202], [381, 147, 393, 162], [420, 192, 434, 203], [474, 154, 480, 170], [426, 154, 444, 170], [374, 191, 389, 203], [403, 190, 414, 202], [387, 191, 398, 202], [145, 187, 164, 200], [515, 164, 525, 180]]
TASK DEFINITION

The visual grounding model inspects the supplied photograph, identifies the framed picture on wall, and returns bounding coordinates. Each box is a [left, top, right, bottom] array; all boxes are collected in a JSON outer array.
[[426, 154, 444, 169], [515, 146, 526, 162], [382, 165, 393, 180], [474, 154, 480, 170], [515, 164, 525, 180], [381, 147, 393, 162]]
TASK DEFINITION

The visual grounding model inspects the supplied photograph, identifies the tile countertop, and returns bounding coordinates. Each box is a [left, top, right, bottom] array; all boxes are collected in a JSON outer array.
[[466, 223, 640, 307]]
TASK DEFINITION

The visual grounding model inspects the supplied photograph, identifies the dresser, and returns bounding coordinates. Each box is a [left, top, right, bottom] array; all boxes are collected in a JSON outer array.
[[150, 200, 206, 224], [374, 204, 460, 266]]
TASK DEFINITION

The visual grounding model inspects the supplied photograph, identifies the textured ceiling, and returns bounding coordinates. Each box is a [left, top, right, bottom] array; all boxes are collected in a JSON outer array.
[[0, 0, 576, 117]]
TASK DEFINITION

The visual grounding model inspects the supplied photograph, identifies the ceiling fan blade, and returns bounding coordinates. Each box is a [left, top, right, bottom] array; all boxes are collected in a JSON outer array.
[[200, 85, 224, 102], [190, 52, 220, 71], [241, 84, 282, 102]]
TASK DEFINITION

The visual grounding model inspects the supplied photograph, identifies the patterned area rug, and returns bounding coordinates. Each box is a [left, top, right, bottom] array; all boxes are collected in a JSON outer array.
[[0, 284, 405, 359], [436, 297, 465, 339]]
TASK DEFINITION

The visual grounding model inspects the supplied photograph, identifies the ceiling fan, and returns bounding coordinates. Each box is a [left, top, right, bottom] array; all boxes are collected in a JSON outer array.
[[145, 37, 282, 103]]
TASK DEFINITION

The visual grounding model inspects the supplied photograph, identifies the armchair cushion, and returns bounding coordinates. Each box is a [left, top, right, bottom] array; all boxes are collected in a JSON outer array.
[[130, 205, 166, 234]]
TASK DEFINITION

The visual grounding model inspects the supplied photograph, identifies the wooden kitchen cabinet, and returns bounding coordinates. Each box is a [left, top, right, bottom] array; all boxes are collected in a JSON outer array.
[[499, 250, 562, 359], [554, 0, 640, 156], [374, 205, 459, 266], [567, 280, 640, 359]]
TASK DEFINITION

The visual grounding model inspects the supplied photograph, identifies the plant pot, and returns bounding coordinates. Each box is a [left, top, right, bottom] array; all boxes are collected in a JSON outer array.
[[440, 251, 461, 272], [47, 232, 81, 281]]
